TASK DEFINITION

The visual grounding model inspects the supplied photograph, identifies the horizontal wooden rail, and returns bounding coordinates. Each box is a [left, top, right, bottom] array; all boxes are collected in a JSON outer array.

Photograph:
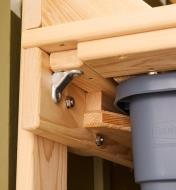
[[78, 28, 176, 77], [22, 4, 176, 52]]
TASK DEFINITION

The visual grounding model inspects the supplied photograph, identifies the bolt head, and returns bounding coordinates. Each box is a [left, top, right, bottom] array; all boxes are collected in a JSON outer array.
[[65, 96, 75, 108], [96, 135, 104, 146]]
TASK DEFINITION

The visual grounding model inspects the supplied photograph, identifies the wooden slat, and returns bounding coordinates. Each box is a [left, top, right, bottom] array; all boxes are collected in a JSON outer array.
[[22, 0, 41, 29], [50, 50, 116, 97], [42, 0, 150, 26], [78, 28, 176, 77], [84, 111, 130, 130], [84, 111, 131, 148], [22, 4, 176, 53]]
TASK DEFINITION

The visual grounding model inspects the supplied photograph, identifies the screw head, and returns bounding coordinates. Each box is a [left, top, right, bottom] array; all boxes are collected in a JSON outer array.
[[65, 96, 75, 108], [148, 71, 158, 75], [96, 135, 104, 146]]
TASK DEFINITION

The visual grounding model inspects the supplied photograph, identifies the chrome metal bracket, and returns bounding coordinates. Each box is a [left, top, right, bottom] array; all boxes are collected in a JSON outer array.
[[52, 70, 83, 103]]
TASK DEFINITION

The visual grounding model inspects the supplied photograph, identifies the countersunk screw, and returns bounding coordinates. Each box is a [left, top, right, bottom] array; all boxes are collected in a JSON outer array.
[[96, 135, 104, 146], [65, 96, 75, 108]]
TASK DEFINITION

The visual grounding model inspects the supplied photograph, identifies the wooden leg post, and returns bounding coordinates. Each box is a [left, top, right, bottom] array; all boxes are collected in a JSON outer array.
[[16, 48, 68, 190], [35, 137, 67, 190]]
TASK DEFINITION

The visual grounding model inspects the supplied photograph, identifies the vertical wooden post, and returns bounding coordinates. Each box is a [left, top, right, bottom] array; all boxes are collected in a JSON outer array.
[[16, 1, 68, 190], [34, 138, 67, 190], [16, 47, 68, 190]]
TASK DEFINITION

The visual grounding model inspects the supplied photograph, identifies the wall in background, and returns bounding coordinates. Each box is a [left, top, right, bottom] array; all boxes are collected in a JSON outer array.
[[68, 154, 94, 190], [0, 1, 10, 189], [111, 164, 139, 190], [9, 10, 21, 190]]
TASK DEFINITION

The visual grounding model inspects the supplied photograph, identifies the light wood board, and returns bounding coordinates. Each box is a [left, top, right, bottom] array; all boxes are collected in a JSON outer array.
[[42, 0, 150, 26], [22, 5, 176, 53], [22, 0, 41, 29], [84, 110, 131, 148], [78, 28, 176, 77]]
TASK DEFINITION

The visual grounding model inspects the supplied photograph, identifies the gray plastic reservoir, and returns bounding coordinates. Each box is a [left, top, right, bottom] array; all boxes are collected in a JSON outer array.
[[114, 72, 176, 190]]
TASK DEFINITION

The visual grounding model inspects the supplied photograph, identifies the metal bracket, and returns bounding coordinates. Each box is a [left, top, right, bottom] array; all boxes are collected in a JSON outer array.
[[52, 70, 83, 103]]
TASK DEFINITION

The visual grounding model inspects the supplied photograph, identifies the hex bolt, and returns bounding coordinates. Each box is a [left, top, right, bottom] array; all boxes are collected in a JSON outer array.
[[65, 96, 75, 108], [95, 135, 104, 146]]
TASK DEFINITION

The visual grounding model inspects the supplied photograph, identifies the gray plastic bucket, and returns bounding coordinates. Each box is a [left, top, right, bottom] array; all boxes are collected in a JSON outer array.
[[114, 72, 176, 190]]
